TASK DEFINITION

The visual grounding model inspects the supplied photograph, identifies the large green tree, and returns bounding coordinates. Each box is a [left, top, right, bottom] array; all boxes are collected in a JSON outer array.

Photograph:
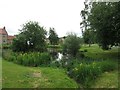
[[81, 2, 120, 50], [12, 21, 47, 52], [48, 28, 59, 45]]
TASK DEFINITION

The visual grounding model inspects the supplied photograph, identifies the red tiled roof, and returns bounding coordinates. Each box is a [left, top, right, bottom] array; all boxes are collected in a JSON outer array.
[[0, 27, 8, 35], [8, 35, 15, 40]]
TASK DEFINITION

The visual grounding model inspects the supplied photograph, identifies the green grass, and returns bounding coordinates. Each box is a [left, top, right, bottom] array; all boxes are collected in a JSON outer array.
[[2, 60, 78, 88], [2, 44, 119, 88], [81, 44, 119, 60], [80, 44, 119, 88], [91, 71, 118, 88]]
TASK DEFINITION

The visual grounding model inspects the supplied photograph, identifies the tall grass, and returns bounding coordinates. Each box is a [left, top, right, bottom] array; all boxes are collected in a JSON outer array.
[[3, 51, 51, 67], [68, 59, 117, 87]]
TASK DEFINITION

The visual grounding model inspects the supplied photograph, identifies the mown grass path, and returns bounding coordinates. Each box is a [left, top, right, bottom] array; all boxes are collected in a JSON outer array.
[[2, 60, 78, 88]]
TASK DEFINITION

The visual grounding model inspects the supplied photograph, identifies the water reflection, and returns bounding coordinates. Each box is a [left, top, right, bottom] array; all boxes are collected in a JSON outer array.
[[49, 51, 63, 61], [56, 53, 63, 61]]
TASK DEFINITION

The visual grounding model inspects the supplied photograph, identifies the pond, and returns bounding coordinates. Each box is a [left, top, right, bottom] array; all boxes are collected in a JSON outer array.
[[56, 53, 63, 61], [49, 51, 63, 61]]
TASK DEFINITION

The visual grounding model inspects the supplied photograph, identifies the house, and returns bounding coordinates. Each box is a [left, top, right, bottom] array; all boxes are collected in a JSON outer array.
[[59, 36, 66, 44], [0, 27, 15, 44], [8, 35, 15, 44], [0, 27, 8, 44]]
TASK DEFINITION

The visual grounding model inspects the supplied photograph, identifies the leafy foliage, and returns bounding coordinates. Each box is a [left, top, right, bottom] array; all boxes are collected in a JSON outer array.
[[48, 28, 59, 45], [12, 21, 47, 52], [83, 29, 97, 46], [4, 52, 51, 67], [62, 33, 81, 57], [81, 2, 120, 50], [68, 60, 117, 87]]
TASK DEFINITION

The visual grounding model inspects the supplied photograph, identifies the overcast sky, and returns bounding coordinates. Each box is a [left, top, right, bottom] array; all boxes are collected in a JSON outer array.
[[0, 0, 85, 37]]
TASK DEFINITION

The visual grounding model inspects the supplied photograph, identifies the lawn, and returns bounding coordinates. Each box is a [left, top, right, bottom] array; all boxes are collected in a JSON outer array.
[[81, 44, 119, 60], [2, 60, 78, 88], [80, 44, 119, 88], [91, 70, 118, 88]]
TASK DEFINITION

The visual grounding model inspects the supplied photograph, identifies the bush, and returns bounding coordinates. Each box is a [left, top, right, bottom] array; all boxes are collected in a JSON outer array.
[[62, 33, 81, 57]]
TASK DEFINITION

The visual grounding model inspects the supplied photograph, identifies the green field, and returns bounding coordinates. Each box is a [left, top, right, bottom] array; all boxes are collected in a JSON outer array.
[[2, 60, 78, 88]]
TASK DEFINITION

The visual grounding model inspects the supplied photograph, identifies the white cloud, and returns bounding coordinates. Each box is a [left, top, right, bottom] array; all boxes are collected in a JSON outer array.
[[0, 0, 85, 37]]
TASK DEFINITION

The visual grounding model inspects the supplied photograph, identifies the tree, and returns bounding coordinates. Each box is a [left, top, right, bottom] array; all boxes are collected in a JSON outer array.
[[48, 27, 59, 45], [80, 1, 91, 35], [83, 29, 97, 46], [81, 2, 120, 50], [12, 34, 28, 52], [62, 33, 80, 57], [12, 21, 47, 52]]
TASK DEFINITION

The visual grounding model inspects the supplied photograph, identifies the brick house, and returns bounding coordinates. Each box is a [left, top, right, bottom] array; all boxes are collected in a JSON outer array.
[[8, 35, 15, 44], [0, 27, 15, 44]]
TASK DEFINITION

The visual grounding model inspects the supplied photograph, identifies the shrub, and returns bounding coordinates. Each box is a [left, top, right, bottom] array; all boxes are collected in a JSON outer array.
[[62, 33, 81, 57]]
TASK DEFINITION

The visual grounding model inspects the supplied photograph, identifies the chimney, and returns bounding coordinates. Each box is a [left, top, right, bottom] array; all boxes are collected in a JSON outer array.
[[3, 26, 5, 30]]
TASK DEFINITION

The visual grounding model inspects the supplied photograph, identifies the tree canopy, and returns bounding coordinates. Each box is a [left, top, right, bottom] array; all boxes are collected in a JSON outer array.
[[12, 21, 47, 52], [81, 2, 120, 50], [48, 28, 59, 45]]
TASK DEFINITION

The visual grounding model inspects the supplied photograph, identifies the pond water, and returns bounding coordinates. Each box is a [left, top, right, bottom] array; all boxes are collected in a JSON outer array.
[[56, 53, 63, 61]]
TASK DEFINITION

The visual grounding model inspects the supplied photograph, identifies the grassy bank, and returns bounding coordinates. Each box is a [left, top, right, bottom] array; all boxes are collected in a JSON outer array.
[[2, 44, 119, 88], [2, 60, 78, 88], [91, 70, 118, 88], [81, 44, 119, 60], [80, 44, 119, 88]]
